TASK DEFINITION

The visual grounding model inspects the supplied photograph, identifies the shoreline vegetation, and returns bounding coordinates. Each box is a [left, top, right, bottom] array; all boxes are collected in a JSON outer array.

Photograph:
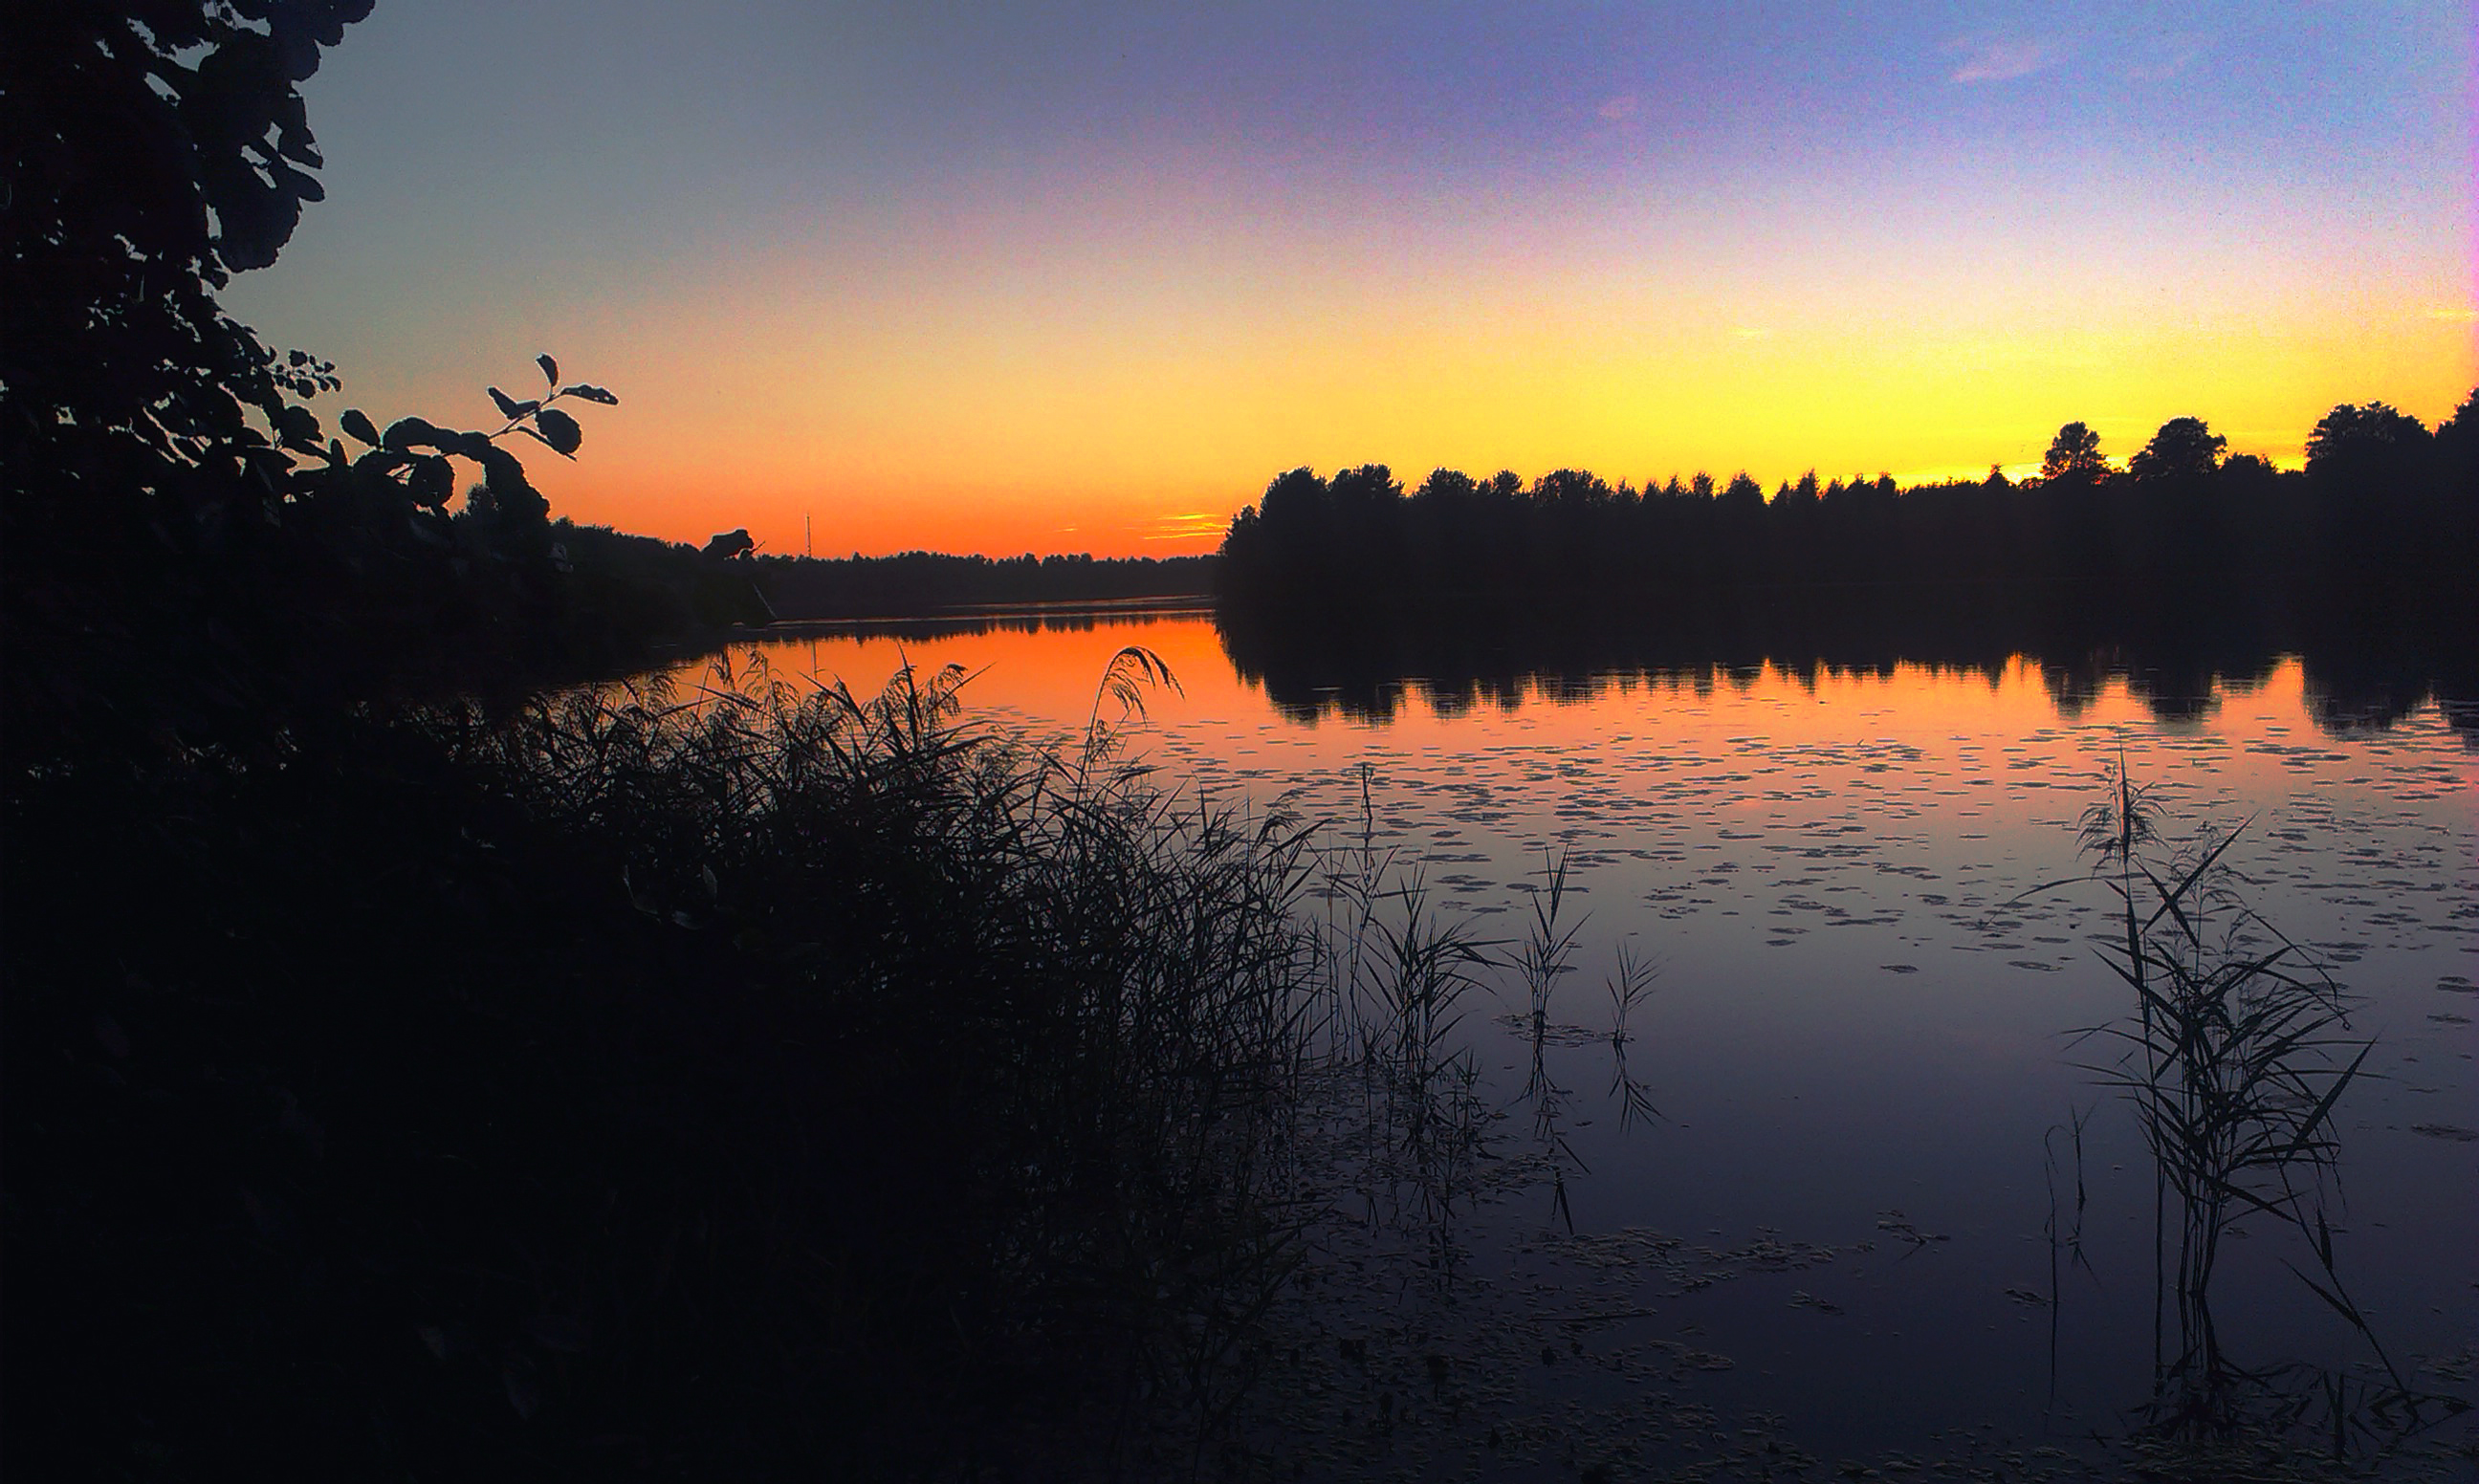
[[758, 550, 1218, 622], [1213, 407, 2477, 619], [4, 653, 1335, 1477], [2, 11, 1283, 1472]]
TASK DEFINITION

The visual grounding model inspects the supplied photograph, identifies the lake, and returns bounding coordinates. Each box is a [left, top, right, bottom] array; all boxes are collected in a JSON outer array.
[[667, 609, 2476, 1476]]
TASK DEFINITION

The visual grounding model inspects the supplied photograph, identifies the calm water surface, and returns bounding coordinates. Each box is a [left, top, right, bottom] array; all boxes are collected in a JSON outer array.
[[678, 612, 2476, 1473]]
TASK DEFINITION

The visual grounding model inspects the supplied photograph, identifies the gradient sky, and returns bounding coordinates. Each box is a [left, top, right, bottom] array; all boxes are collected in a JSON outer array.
[[225, 1, 2476, 557]]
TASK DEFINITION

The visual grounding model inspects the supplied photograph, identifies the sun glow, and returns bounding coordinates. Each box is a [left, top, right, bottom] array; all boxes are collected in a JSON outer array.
[[227, 0, 2475, 558]]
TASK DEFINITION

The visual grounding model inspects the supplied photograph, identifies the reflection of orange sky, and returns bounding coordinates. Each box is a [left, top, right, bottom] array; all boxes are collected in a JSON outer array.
[[674, 616, 1242, 738], [691, 622, 2476, 809]]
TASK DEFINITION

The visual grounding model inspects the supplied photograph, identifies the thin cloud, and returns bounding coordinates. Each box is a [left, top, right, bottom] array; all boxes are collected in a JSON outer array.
[[1947, 37, 2055, 84], [2121, 32, 2206, 82], [1596, 94, 1638, 121], [1140, 512, 1228, 543]]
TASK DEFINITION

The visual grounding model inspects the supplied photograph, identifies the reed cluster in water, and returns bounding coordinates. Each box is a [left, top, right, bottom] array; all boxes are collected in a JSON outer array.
[[2061, 762, 2467, 1462], [2, 649, 1346, 1477]]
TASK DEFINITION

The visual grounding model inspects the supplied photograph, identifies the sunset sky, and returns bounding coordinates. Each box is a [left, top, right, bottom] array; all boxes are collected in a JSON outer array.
[[225, 1, 2476, 557]]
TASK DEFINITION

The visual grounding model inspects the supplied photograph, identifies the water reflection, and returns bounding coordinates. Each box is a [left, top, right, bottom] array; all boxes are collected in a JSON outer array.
[[763, 601, 1215, 644], [1214, 602, 2479, 743], [675, 612, 2476, 1471], [1259, 762, 2474, 1476]]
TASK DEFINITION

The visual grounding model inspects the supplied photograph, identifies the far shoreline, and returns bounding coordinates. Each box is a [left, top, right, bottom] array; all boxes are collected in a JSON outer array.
[[757, 592, 1215, 633]]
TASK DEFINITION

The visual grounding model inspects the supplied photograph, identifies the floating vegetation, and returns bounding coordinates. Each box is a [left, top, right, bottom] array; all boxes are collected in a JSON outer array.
[[1201, 753, 2477, 1481]]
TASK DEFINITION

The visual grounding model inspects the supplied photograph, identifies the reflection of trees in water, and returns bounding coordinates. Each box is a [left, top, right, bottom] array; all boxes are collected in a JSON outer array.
[[1217, 596, 2478, 744], [759, 603, 1212, 645]]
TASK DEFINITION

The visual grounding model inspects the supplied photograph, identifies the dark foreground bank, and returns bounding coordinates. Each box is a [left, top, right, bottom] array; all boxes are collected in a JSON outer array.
[[1, 658, 1315, 1479]]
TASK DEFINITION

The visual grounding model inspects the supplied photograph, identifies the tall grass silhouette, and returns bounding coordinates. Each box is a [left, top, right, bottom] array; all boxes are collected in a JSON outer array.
[[6, 642, 1363, 1475], [2050, 756, 2466, 1459]]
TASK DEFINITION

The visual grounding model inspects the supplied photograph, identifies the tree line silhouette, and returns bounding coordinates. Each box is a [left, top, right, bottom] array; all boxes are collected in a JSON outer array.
[[1216, 404, 2478, 616], [760, 551, 1215, 621]]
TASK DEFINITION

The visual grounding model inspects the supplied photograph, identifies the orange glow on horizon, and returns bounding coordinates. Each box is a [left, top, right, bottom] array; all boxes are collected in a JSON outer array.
[[271, 132, 2474, 561], [208, 0, 2472, 562], [494, 248, 2471, 556]]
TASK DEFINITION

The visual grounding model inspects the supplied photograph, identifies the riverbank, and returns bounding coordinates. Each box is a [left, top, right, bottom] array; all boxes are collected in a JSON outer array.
[[0, 655, 1318, 1478]]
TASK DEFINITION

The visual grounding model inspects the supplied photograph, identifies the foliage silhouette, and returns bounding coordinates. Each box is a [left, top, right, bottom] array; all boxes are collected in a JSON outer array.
[[2043, 420, 2112, 482], [2, 658, 1326, 1477], [3, 0, 366, 486], [0, 4, 755, 769], [2129, 417, 2228, 482]]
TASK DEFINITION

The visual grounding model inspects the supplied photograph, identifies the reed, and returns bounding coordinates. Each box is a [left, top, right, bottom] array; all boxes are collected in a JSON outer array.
[[1603, 941, 1656, 1045], [497, 649, 1332, 1450], [1301, 763, 1497, 1261], [3, 645, 1338, 1476], [1517, 845, 1583, 1045], [2058, 756, 2433, 1451]]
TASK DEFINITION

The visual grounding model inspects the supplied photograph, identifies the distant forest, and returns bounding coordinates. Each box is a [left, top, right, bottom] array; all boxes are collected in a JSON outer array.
[[757, 550, 1216, 621], [1215, 402, 2478, 615]]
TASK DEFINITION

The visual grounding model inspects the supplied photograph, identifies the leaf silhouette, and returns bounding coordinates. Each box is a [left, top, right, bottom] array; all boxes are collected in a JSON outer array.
[[408, 455, 453, 508], [382, 416, 447, 452], [535, 407, 582, 456]]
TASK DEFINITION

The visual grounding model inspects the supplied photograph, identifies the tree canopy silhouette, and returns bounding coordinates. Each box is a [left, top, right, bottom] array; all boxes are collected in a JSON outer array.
[[2129, 417, 2227, 481], [2303, 402, 2428, 472], [1216, 395, 2477, 628], [2041, 421, 2110, 482]]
